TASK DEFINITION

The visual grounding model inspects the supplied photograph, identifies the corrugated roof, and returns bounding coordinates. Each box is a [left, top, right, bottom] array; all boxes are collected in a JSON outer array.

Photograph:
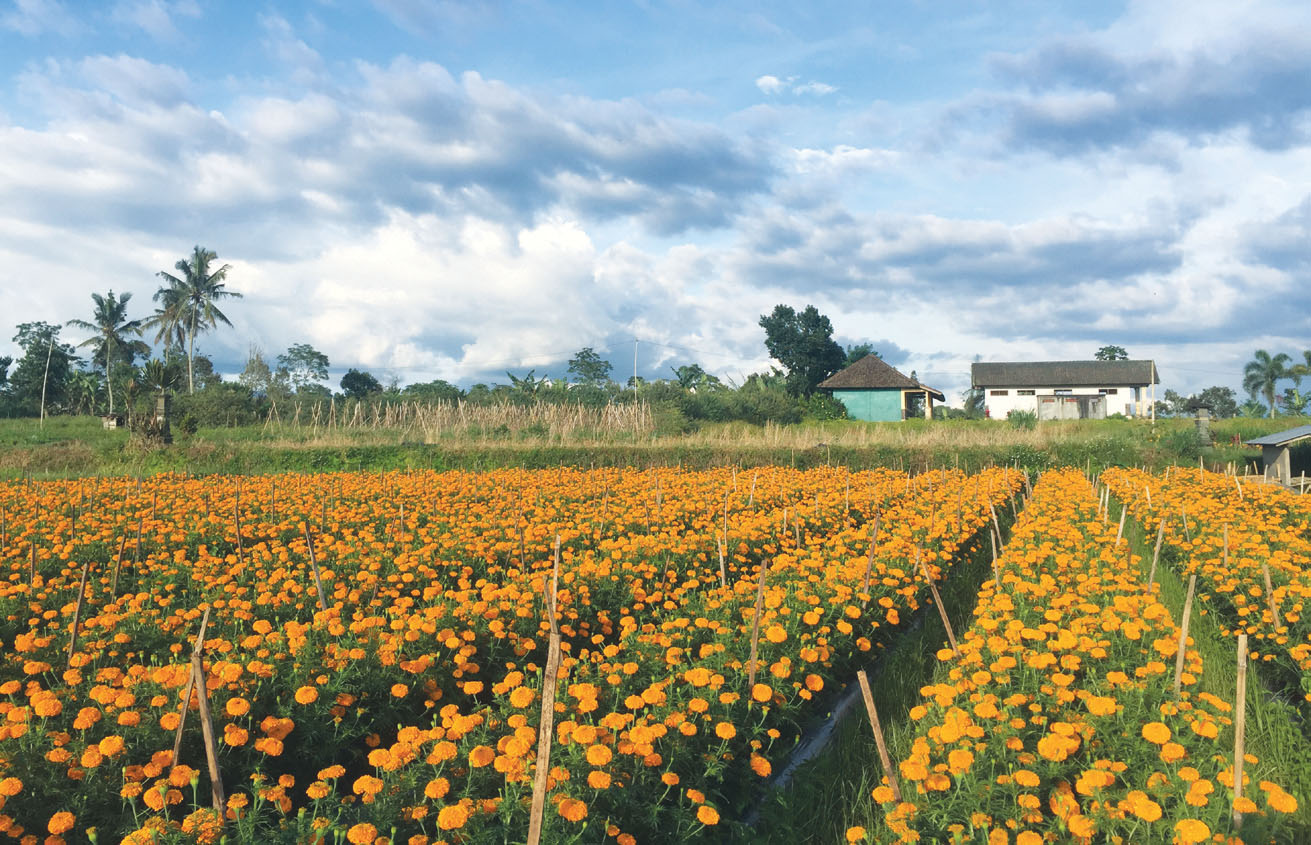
[[819, 355, 945, 400], [1244, 425, 1311, 447], [971, 360, 1158, 388]]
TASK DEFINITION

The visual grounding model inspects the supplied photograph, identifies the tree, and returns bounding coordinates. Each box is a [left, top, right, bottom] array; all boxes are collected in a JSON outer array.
[[154, 246, 242, 394], [340, 368, 382, 399], [1094, 345, 1129, 361], [67, 371, 102, 416], [671, 364, 722, 391], [507, 370, 548, 394], [0, 356, 9, 390], [403, 379, 463, 403], [66, 290, 147, 416], [758, 304, 846, 396], [1188, 386, 1239, 419], [6, 323, 78, 416], [567, 347, 612, 386], [844, 343, 878, 368], [1242, 349, 1292, 417], [277, 343, 330, 392]]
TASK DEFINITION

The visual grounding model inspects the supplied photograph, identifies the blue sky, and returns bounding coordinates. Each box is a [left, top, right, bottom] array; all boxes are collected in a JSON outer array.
[[2, 0, 1310, 402]]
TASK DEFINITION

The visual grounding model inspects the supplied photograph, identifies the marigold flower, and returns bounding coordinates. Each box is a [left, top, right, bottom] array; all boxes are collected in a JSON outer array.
[[346, 823, 378, 844], [437, 804, 469, 830], [47, 812, 75, 835], [558, 798, 588, 822], [294, 686, 318, 705], [696, 805, 720, 825]]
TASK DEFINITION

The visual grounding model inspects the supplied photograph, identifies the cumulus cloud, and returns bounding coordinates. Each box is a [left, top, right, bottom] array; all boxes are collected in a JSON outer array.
[[111, 0, 200, 41], [755, 75, 837, 97], [975, 1, 1311, 152], [2, 0, 78, 36]]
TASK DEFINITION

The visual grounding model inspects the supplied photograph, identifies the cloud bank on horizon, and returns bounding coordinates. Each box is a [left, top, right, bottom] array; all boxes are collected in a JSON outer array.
[[1, 0, 1309, 401]]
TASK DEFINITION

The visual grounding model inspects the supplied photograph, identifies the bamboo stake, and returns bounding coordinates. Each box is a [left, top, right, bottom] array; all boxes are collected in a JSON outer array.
[[172, 609, 211, 768], [233, 492, 244, 566], [917, 548, 959, 657], [1147, 517, 1165, 591], [1233, 474, 1244, 501], [1144, 485, 1151, 509], [66, 559, 91, 667], [1233, 633, 1249, 829], [861, 514, 881, 600], [1222, 524, 1229, 569], [1262, 562, 1281, 629], [748, 471, 757, 508], [110, 534, 128, 597], [191, 641, 225, 815], [747, 559, 769, 694], [856, 669, 901, 803], [303, 524, 329, 613], [1114, 505, 1126, 547], [990, 530, 1001, 592], [1172, 573, 1198, 697], [717, 538, 727, 589], [29, 542, 36, 585], [527, 538, 563, 845]]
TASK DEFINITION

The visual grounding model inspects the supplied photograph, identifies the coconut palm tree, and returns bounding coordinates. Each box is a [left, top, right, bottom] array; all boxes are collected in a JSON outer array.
[[66, 290, 146, 416], [1242, 350, 1292, 417], [155, 246, 241, 394], [143, 282, 188, 355]]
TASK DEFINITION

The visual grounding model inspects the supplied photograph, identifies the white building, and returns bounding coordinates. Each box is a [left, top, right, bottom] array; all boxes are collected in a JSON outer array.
[[971, 360, 1159, 420]]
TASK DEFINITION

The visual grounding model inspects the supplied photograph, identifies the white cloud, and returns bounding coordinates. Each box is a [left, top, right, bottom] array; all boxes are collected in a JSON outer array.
[[2, 0, 78, 36], [755, 74, 786, 94], [111, 0, 200, 41]]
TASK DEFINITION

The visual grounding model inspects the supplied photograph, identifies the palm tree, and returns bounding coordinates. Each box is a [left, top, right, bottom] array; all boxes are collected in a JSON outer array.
[[67, 290, 145, 416], [1242, 350, 1292, 417], [143, 283, 188, 355], [155, 246, 241, 394]]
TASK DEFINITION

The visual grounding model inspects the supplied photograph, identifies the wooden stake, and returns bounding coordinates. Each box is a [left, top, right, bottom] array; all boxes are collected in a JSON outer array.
[[172, 608, 211, 768], [748, 470, 757, 508], [1172, 573, 1198, 698], [747, 559, 769, 694], [717, 538, 727, 589], [1147, 517, 1165, 591], [233, 492, 245, 566], [1114, 505, 1126, 547], [66, 559, 91, 667], [1233, 632, 1249, 830], [110, 534, 128, 597], [29, 542, 36, 585], [191, 643, 225, 815], [1144, 485, 1151, 508], [990, 530, 1001, 592], [856, 669, 901, 803], [1262, 562, 1281, 629], [861, 514, 881, 600], [303, 524, 329, 613], [917, 548, 959, 657], [526, 548, 563, 845], [1233, 474, 1244, 501]]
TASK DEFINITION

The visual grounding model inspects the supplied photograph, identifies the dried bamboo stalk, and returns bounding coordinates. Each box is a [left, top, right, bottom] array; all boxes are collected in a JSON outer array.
[[1233, 632, 1249, 829], [171, 609, 211, 769], [856, 669, 901, 803], [747, 560, 769, 695], [1262, 562, 1281, 629], [66, 559, 92, 667], [1147, 517, 1165, 592], [303, 524, 329, 613], [917, 548, 959, 657], [861, 514, 881, 600], [1172, 573, 1198, 697]]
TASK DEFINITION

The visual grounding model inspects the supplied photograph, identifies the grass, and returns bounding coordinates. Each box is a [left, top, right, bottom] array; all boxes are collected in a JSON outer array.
[[0, 413, 1297, 479], [749, 500, 1012, 843], [1119, 502, 1311, 833]]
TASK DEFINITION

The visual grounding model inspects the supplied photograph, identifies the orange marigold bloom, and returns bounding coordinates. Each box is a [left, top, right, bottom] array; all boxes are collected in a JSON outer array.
[[751, 683, 773, 703], [294, 686, 318, 705], [714, 722, 736, 740], [1141, 722, 1171, 745], [225, 697, 250, 717], [437, 804, 470, 830], [47, 811, 75, 835], [468, 745, 495, 767], [558, 798, 588, 822], [352, 775, 383, 796], [846, 827, 867, 843], [346, 823, 378, 844], [1174, 819, 1210, 843], [0, 778, 21, 797], [585, 744, 612, 766], [697, 805, 720, 825]]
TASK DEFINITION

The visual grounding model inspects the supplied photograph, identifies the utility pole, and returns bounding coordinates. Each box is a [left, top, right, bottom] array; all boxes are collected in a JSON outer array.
[[633, 339, 638, 399], [39, 332, 55, 429]]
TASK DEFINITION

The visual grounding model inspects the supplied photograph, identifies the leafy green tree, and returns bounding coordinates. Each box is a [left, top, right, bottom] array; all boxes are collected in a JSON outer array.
[[1242, 350, 1292, 417], [6, 323, 79, 416], [66, 290, 147, 416], [278, 343, 330, 392], [1280, 388, 1309, 415], [507, 370, 548, 394], [1188, 386, 1239, 419], [843, 343, 878, 368], [341, 368, 382, 399], [671, 364, 721, 391], [758, 304, 846, 396], [403, 379, 464, 403], [0, 356, 10, 391], [67, 370, 102, 416], [567, 348, 612, 386], [155, 246, 242, 394], [1094, 345, 1129, 361]]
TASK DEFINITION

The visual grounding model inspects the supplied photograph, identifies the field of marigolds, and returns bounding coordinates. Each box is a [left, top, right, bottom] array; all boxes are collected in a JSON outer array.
[[0, 465, 1026, 844], [1, 463, 1307, 845]]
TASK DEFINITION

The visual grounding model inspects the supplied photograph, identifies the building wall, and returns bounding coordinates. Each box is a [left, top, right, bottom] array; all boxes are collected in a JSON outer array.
[[982, 385, 1146, 419], [832, 389, 905, 422]]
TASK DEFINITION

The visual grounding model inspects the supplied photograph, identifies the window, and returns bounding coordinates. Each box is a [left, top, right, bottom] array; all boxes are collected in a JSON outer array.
[[1017, 389, 1035, 396], [1099, 388, 1118, 395], [989, 390, 1008, 396]]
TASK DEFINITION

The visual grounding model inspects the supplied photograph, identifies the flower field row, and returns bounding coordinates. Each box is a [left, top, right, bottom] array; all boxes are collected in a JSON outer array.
[[856, 468, 1299, 844], [1100, 467, 1311, 707], [0, 466, 1021, 843]]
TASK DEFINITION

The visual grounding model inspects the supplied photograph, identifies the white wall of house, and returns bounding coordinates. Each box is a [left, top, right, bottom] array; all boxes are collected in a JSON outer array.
[[983, 385, 1146, 418]]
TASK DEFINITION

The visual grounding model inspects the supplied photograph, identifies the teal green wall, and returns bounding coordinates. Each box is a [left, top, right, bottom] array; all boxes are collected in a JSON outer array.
[[832, 389, 903, 422]]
